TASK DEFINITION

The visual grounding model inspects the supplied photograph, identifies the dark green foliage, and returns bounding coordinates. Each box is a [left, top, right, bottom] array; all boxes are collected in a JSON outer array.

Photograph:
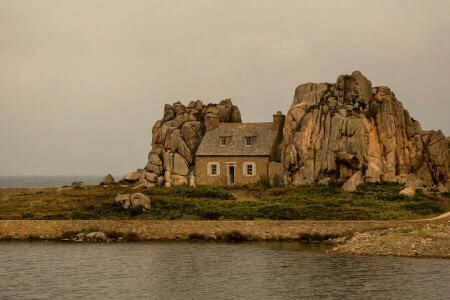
[[104, 230, 139, 241], [60, 231, 80, 239], [221, 230, 248, 242], [7, 182, 446, 221], [86, 182, 446, 221], [104, 230, 122, 239], [22, 212, 34, 219], [128, 205, 145, 216], [400, 201, 443, 215], [70, 211, 94, 220], [123, 232, 139, 241], [42, 214, 68, 220], [145, 185, 235, 200], [188, 233, 206, 240]]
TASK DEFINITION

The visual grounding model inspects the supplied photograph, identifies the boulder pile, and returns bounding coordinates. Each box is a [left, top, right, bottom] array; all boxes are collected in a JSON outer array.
[[123, 99, 241, 188], [282, 71, 449, 192]]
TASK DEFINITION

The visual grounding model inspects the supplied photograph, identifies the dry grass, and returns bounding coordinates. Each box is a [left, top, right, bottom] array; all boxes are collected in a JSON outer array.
[[0, 185, 132, 219]]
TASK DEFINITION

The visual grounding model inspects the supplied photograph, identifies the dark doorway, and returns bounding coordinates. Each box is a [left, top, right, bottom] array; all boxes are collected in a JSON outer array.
[[229, 166, 235, 184]]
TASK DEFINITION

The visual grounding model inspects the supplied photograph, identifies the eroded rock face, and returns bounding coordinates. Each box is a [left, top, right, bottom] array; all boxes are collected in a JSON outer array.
[[283, 71, 449, 191], [126, 99, 241, 186]]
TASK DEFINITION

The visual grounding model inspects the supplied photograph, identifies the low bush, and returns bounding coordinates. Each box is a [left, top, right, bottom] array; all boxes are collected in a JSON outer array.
[[188, 233, 206, 240], [22, 212, 34, 219], [60, 230, 81, 239], [221, 230, 249, 242], [70, 211, 94, 220], [42, 214, 68, 220], [123, 232, 139, 241], [146, 186, 235, 200], [104, 230, 122, 240], [128, 205, 145, 217]]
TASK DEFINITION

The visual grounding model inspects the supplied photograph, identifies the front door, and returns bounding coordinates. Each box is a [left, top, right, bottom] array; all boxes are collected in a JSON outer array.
[[229, 166, 235, 184]]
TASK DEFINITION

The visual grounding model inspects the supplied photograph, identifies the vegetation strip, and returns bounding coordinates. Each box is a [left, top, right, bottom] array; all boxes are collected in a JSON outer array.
[[1, 182, 448, 221]]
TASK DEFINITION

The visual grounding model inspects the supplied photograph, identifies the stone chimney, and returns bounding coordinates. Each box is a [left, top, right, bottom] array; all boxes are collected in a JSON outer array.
[[205, 114, 220, 132], [273, 111, 285, 131]]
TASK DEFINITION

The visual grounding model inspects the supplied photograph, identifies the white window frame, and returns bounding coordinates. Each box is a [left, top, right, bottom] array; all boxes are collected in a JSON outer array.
[[243, 162, 256, 177], [207, 162, 220, 176], [220, 136, 227, 146], [245, 137, 252, 146]]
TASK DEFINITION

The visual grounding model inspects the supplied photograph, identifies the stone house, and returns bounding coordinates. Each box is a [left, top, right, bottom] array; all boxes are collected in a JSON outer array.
[[194, 112, 285, 186]]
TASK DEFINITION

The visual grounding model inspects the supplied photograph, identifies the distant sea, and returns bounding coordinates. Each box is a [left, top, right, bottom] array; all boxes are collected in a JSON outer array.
[[0, 175, 122, 189]]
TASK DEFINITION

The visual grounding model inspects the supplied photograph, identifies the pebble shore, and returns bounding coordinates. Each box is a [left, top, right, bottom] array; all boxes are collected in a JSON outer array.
[[330, 223, 449, 258]]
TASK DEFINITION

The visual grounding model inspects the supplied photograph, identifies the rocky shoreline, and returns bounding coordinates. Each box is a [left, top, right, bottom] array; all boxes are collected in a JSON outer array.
[[330, 223, 450, 258]]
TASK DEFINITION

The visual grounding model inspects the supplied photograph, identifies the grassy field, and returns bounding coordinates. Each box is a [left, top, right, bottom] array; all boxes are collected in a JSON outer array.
[[0, 182, 448, 221]]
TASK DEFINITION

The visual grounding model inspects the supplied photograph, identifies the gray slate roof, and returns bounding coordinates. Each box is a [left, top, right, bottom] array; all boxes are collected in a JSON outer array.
[[195, 123, 277, 156]]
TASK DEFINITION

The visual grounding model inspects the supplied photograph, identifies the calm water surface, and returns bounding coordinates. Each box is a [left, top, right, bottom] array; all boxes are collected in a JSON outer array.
[[0, 242, 448, 299], [0, 176, 121, 188]]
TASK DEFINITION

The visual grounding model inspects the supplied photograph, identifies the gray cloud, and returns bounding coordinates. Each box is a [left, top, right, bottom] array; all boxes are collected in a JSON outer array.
[[1, 0, 449, 176]]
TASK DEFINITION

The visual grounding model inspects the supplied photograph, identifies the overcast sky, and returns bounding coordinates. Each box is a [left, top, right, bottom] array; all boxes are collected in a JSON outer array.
[[1, 0, 449, 176]]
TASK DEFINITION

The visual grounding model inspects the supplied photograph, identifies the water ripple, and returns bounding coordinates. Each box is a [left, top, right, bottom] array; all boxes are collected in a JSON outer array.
[[0, 242, 448, 299]]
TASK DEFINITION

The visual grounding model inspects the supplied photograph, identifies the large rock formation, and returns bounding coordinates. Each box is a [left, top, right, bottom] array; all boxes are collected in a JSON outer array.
[[283, 71, 449, 192], [124, 99, 241, 187]]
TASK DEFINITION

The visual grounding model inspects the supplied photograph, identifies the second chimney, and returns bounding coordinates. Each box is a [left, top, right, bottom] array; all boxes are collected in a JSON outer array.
[[273, 111, 285, 131], [205, 114, 220, 132]]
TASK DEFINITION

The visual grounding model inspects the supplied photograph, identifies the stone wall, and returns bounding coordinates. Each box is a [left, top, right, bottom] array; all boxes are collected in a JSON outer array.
[[1, 213, 449, 241], [195, 156, 269, 186]]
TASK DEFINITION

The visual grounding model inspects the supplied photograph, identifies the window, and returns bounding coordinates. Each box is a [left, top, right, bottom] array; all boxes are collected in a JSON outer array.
[[220, 137, 227, 146], [247, 164, 253, 175], [243, 162, 256, 176], [207, 162, 220, 176], [245, 137, 252, 146]]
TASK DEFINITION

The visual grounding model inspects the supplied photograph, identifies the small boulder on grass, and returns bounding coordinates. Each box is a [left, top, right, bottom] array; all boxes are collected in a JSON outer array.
[[115, 193, 151, 210], [341, 171, 363, 192], [400, 187, 415, 196], [72, 181, 86, 190], [99, 174, 114, 186]]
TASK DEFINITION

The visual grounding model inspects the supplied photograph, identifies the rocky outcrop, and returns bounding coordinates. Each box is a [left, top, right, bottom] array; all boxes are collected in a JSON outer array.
[[99, 174, 114, 186], [283, 71, 449, 191], [125, 99, 241, 187]]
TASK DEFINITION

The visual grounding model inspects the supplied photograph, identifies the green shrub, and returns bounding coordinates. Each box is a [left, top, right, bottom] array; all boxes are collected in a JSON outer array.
[[22, 212, 34, 219], [146, 186, 235, 200], [42, 214, 68, 220], [123, 232, 139, 241], [105, 230, 122, 239], [221, 230, 248, 242], [188, 233, 206, 240], [400, 228, 414, 234], [70, 211, 94, 220], [400, 201, 443, 215], [60, 231, 80, 239], [196, 205, 224, 220], [128, 205, 145, 216]]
